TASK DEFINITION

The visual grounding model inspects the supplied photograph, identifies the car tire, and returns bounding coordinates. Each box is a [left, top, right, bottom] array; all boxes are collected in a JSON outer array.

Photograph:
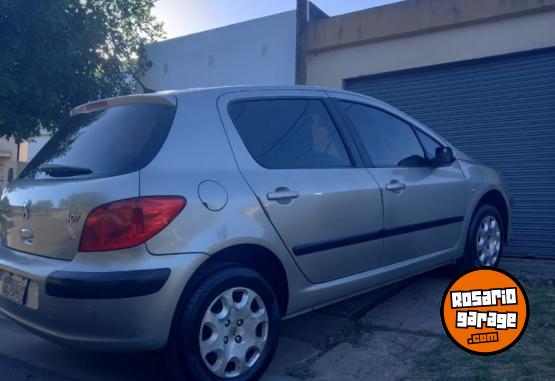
[[457, 203, 504, 270], [166, 266, 281, 381]]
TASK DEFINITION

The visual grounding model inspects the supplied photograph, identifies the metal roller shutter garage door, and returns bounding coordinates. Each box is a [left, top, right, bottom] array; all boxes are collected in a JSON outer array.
[[345, 48, 555, 258]]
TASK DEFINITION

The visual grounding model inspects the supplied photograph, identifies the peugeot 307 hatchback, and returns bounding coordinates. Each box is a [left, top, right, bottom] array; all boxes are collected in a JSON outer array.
[[0, 86, 511, 380]]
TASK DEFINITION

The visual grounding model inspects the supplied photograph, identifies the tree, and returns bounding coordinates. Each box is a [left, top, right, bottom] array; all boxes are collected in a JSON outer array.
[[0, 0, 164, 141]]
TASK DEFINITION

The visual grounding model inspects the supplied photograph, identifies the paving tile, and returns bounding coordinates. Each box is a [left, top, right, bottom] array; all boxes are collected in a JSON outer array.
[[265, 337, 319, 378], [359, 276, 450, 336], [281, 312, 351, 347], [500, 257, 555, 281], [310, 330, 440, 381], [262, 375, 300, 381]]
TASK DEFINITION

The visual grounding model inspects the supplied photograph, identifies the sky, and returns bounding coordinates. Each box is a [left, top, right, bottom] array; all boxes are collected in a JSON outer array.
[[152, 0, 403, 40]]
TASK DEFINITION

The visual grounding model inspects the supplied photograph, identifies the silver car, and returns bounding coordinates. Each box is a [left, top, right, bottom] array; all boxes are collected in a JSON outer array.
[[0, 86, 511, 380]]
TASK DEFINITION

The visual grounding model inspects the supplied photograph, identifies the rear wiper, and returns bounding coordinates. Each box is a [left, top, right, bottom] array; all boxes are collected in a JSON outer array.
[[38, 164, 93, 177]]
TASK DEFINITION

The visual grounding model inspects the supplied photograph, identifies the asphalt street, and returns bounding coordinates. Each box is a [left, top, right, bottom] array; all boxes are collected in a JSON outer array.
[[0, 313, 166, 381]]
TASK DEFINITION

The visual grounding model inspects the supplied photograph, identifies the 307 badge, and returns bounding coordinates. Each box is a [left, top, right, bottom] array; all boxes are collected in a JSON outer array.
[[66, 212, 81, 240]]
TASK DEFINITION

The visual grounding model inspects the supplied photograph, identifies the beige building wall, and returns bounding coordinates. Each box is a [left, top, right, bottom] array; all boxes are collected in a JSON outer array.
[[0, 138, 28, 190], [306, 2, 555, 88]]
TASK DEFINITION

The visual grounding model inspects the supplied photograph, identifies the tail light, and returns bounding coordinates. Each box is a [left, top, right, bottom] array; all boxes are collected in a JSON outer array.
[[79, 196, 186, 252]]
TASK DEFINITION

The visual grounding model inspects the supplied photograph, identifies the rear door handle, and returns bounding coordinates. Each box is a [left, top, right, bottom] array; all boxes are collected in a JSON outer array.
[[385, 180, 406, 192], [267, 188, 299, 203]]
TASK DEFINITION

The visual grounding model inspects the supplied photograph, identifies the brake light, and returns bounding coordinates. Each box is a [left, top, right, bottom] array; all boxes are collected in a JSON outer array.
[[79, 196, 186, 252]]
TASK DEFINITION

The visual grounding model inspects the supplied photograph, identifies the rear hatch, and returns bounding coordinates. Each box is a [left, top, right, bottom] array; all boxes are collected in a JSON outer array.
[[0, 94, 176, 260]]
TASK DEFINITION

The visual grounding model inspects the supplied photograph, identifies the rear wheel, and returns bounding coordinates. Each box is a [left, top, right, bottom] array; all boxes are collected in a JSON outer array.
[[458, 204, 503, 269], [166, 267, 280, 381]]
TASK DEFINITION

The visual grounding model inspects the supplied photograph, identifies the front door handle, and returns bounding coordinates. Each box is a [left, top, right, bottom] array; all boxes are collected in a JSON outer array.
[[267, 188, 299, 204], [385, 180, 406, 192]]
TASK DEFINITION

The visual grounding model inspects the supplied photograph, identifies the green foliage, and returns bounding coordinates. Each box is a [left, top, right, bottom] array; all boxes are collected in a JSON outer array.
[[0, 0, 164, 141]]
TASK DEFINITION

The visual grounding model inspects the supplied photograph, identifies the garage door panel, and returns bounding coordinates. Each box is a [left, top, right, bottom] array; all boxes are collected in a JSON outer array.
[[346, 48, 555, 257]]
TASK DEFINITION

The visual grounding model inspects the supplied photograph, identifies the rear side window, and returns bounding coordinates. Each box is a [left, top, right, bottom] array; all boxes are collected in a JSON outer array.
[[21, 103, 176, 180], [228, 99, 351, 169], [340, 102, 427, 167]]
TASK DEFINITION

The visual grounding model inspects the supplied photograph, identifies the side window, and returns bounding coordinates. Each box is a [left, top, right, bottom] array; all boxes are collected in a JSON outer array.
[[415, 129, 441, 159], [229, 99, 352, 169], [340, 101, 427, 167]]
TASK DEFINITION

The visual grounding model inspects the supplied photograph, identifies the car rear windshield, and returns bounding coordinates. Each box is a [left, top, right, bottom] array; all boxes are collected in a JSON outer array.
[[20, 103, 176, 180]]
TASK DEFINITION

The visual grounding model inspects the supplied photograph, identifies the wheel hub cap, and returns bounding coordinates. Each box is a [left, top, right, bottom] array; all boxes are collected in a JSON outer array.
[[199, 287, 269, 378], [476, 215, 501, 266]]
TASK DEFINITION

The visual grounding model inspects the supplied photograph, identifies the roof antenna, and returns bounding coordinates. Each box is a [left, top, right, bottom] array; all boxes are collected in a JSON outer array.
[[130, 72, 156, 94]]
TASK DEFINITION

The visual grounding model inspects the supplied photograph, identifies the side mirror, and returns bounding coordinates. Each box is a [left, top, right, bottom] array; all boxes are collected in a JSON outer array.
[[434, 146, 455, 166]]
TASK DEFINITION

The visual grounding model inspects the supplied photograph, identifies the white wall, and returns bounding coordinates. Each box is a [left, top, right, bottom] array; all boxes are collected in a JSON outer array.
[[142, 11, 297, 90], [0, 138, 25, 189], [26, 134, 50, 161], [307, 11, 555, 88]]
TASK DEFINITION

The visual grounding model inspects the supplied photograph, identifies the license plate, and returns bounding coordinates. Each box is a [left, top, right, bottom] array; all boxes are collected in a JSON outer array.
[[0, 273, 29, 305]]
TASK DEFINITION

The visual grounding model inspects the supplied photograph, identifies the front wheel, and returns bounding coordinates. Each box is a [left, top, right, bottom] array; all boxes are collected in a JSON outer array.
[[458, 204, 504, 269], [166, 267, 281, 381]]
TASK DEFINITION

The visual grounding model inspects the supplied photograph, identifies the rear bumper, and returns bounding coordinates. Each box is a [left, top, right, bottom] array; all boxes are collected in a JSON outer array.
[[0, 245, 207, 352]]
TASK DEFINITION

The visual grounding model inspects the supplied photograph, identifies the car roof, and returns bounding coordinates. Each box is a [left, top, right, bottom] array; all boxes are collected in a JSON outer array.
[[71, 85, 380, 115], [168, 84, 334, 94], [160, 85, 377, 100]]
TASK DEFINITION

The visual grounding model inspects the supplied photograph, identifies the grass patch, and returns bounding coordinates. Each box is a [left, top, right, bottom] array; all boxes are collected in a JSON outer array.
[[288, 324, 371, 379], [406, 279, 555, 380]]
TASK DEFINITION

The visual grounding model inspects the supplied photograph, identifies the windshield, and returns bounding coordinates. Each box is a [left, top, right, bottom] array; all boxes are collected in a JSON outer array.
[[20, 103, 176, 180]]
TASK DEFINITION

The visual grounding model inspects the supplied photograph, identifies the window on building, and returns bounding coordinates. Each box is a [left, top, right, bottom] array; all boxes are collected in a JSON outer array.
[[229, 99, 352, 169]]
